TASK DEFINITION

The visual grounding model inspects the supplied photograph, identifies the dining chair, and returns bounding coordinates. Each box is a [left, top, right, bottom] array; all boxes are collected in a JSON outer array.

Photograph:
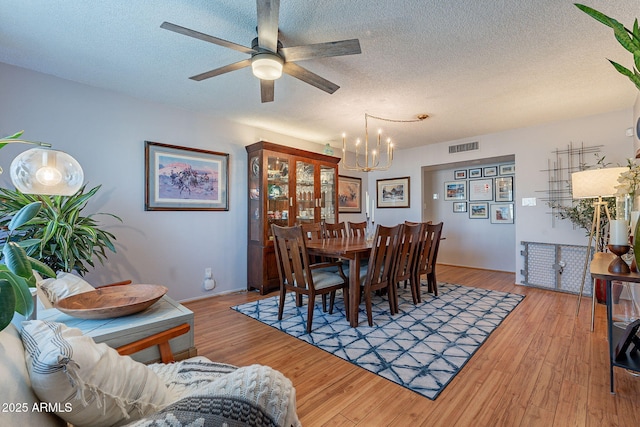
[[347, 221, 367, 237], [324, 221, 347, 238], [414, 222, 444, 301], [393, 222, 424, 308], [271, 224, 350, 333], [300, 221, 335, 311], [300, 222, 324, 240], [359, 223, 403, 326]]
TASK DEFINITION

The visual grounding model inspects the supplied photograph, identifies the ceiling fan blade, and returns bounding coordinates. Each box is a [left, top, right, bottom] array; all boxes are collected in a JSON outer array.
[[189, 59, 252, 81], [283, 62, 339, 94], [161, 22, 255, 55], [280, 39, 361, 62], [260, 79, 275, 103], [256, 0, 280, 52]]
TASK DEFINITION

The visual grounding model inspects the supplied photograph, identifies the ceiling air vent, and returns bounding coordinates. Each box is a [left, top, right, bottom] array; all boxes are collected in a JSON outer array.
[[449, 141, 478, 154]]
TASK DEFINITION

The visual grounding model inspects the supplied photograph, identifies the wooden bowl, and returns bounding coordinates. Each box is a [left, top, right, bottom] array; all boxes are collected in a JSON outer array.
[[55, 284, 168, 319]]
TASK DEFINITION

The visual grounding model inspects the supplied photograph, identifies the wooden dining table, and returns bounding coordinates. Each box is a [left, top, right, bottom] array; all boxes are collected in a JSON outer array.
[[306, 236, 372, 327]]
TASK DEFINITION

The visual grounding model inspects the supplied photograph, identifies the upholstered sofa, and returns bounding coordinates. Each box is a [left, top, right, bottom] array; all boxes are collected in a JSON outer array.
[[1, 320, 301, 427]]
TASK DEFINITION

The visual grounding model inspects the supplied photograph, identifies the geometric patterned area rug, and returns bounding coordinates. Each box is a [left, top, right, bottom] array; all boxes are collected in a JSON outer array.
[[232, 282, 524, 400]]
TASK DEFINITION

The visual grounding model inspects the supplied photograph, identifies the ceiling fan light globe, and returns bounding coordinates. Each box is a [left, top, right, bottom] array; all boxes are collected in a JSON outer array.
[[251, 54, 284, 80]]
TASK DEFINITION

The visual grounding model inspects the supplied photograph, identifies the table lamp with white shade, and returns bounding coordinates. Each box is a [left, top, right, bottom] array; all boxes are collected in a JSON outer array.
[[572, 166, 627, 331]]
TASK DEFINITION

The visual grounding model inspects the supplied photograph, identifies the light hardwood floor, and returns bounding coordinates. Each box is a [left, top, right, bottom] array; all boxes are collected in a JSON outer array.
[[183, 265, 640, 427]]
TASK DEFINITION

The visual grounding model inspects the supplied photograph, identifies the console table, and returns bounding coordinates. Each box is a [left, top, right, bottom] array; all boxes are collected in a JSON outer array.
[[38, 295, 197, 364], [589, 252, 640, 393]]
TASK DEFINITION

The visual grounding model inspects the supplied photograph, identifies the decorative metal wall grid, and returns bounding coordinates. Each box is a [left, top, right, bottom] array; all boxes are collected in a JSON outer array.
[[521, 241, 593, 295], [539, 142, 603, 227]]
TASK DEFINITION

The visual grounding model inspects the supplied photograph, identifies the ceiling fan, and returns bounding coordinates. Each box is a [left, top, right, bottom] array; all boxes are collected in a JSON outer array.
[[161, 0, 361, 103]]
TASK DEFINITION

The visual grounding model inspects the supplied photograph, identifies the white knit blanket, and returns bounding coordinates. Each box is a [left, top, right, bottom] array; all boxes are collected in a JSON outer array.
[[133, 357, 301, 427]]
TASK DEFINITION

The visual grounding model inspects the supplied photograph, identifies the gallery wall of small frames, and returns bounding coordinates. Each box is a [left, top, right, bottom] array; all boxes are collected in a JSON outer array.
[[444, 164, 514, 223]]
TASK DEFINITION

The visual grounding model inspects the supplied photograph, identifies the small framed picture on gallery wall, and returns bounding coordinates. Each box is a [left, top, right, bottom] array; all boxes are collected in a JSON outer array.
[[483, 166, 498, 177], [468, 168, 482, 178], [454, 169, 467, 180], [444, 181, 467, 201], [453, 202, 467, 213], [468, 178, 493, 201], [469, 202, 489, 219], [491, 203, 514, 224], [495, 176, 513, 202], [499, 164, 515, 175]]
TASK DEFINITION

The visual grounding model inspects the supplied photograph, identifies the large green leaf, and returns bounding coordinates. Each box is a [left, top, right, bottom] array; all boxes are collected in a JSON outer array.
[[575, 4, 614, 28], [0, 271, 33, 317], [27, 256, 56, 278], [3, 242, 32, 278], [609, 60, 640, 90], [610, 18, 638, 53], [0, 279, 16, 332], [7, 202, 42, 231]]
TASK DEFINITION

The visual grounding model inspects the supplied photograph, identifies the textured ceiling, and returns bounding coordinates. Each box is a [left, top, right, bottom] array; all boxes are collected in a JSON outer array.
[[0, 0, 638, 150]]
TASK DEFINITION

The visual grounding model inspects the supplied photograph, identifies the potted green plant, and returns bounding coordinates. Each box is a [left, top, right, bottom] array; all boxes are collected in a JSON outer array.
[[0, 185, 121, 275], [575, 4, 640, 90], [0, 202, 56, 331]]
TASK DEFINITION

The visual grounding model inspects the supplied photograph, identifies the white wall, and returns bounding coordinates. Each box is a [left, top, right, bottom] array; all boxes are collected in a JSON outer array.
[[0, 62, 326, 301], [365, 109, 634, 282], [1, 62, 635, 294]]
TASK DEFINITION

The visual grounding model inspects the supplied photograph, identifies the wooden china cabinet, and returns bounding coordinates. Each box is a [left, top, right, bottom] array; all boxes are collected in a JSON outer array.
[[246, 141, 340, 294]]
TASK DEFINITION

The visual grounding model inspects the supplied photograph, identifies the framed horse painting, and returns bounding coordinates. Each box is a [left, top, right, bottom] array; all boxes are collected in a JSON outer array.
[[145, 141, 229, 211]]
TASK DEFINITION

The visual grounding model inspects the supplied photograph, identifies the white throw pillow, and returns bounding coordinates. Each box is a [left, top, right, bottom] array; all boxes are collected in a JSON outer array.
[[32, 270, 54, 310], [21, 320, 173, 427], [0, 323, 66, 426], [39, 272, 95, 306]]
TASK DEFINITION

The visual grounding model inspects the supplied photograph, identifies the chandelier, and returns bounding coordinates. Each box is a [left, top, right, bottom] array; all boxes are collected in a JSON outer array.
[[341, 113, 428, 172]]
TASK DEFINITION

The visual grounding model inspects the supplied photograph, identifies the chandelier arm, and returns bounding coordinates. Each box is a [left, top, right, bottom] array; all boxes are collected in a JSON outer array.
[[341, 113, 427, 172]]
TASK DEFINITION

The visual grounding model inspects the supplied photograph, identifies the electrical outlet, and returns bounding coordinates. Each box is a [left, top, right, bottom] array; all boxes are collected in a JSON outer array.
[[203, 267, 215, 291]]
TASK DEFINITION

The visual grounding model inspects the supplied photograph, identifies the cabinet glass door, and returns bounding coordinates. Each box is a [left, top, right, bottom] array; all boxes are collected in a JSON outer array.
[[266, 155, 290, 241], [249, 155, 262, 242], [296, 160, 315, 224], [320, 164, 337, 223]]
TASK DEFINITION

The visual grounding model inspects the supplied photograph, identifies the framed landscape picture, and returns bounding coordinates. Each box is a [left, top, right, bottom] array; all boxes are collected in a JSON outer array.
[[483, 166, 498, 177], [499, 164, 515, 175], [469, 202, 489, 219], [145, 141, 229, 211], [468, 178, 493, 201], [338, 175, 362, 213], [491, 203, 514, 224], [444, 181, 467, 201], [469, 168, 482, 178], [377, 176, 410, 208]]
